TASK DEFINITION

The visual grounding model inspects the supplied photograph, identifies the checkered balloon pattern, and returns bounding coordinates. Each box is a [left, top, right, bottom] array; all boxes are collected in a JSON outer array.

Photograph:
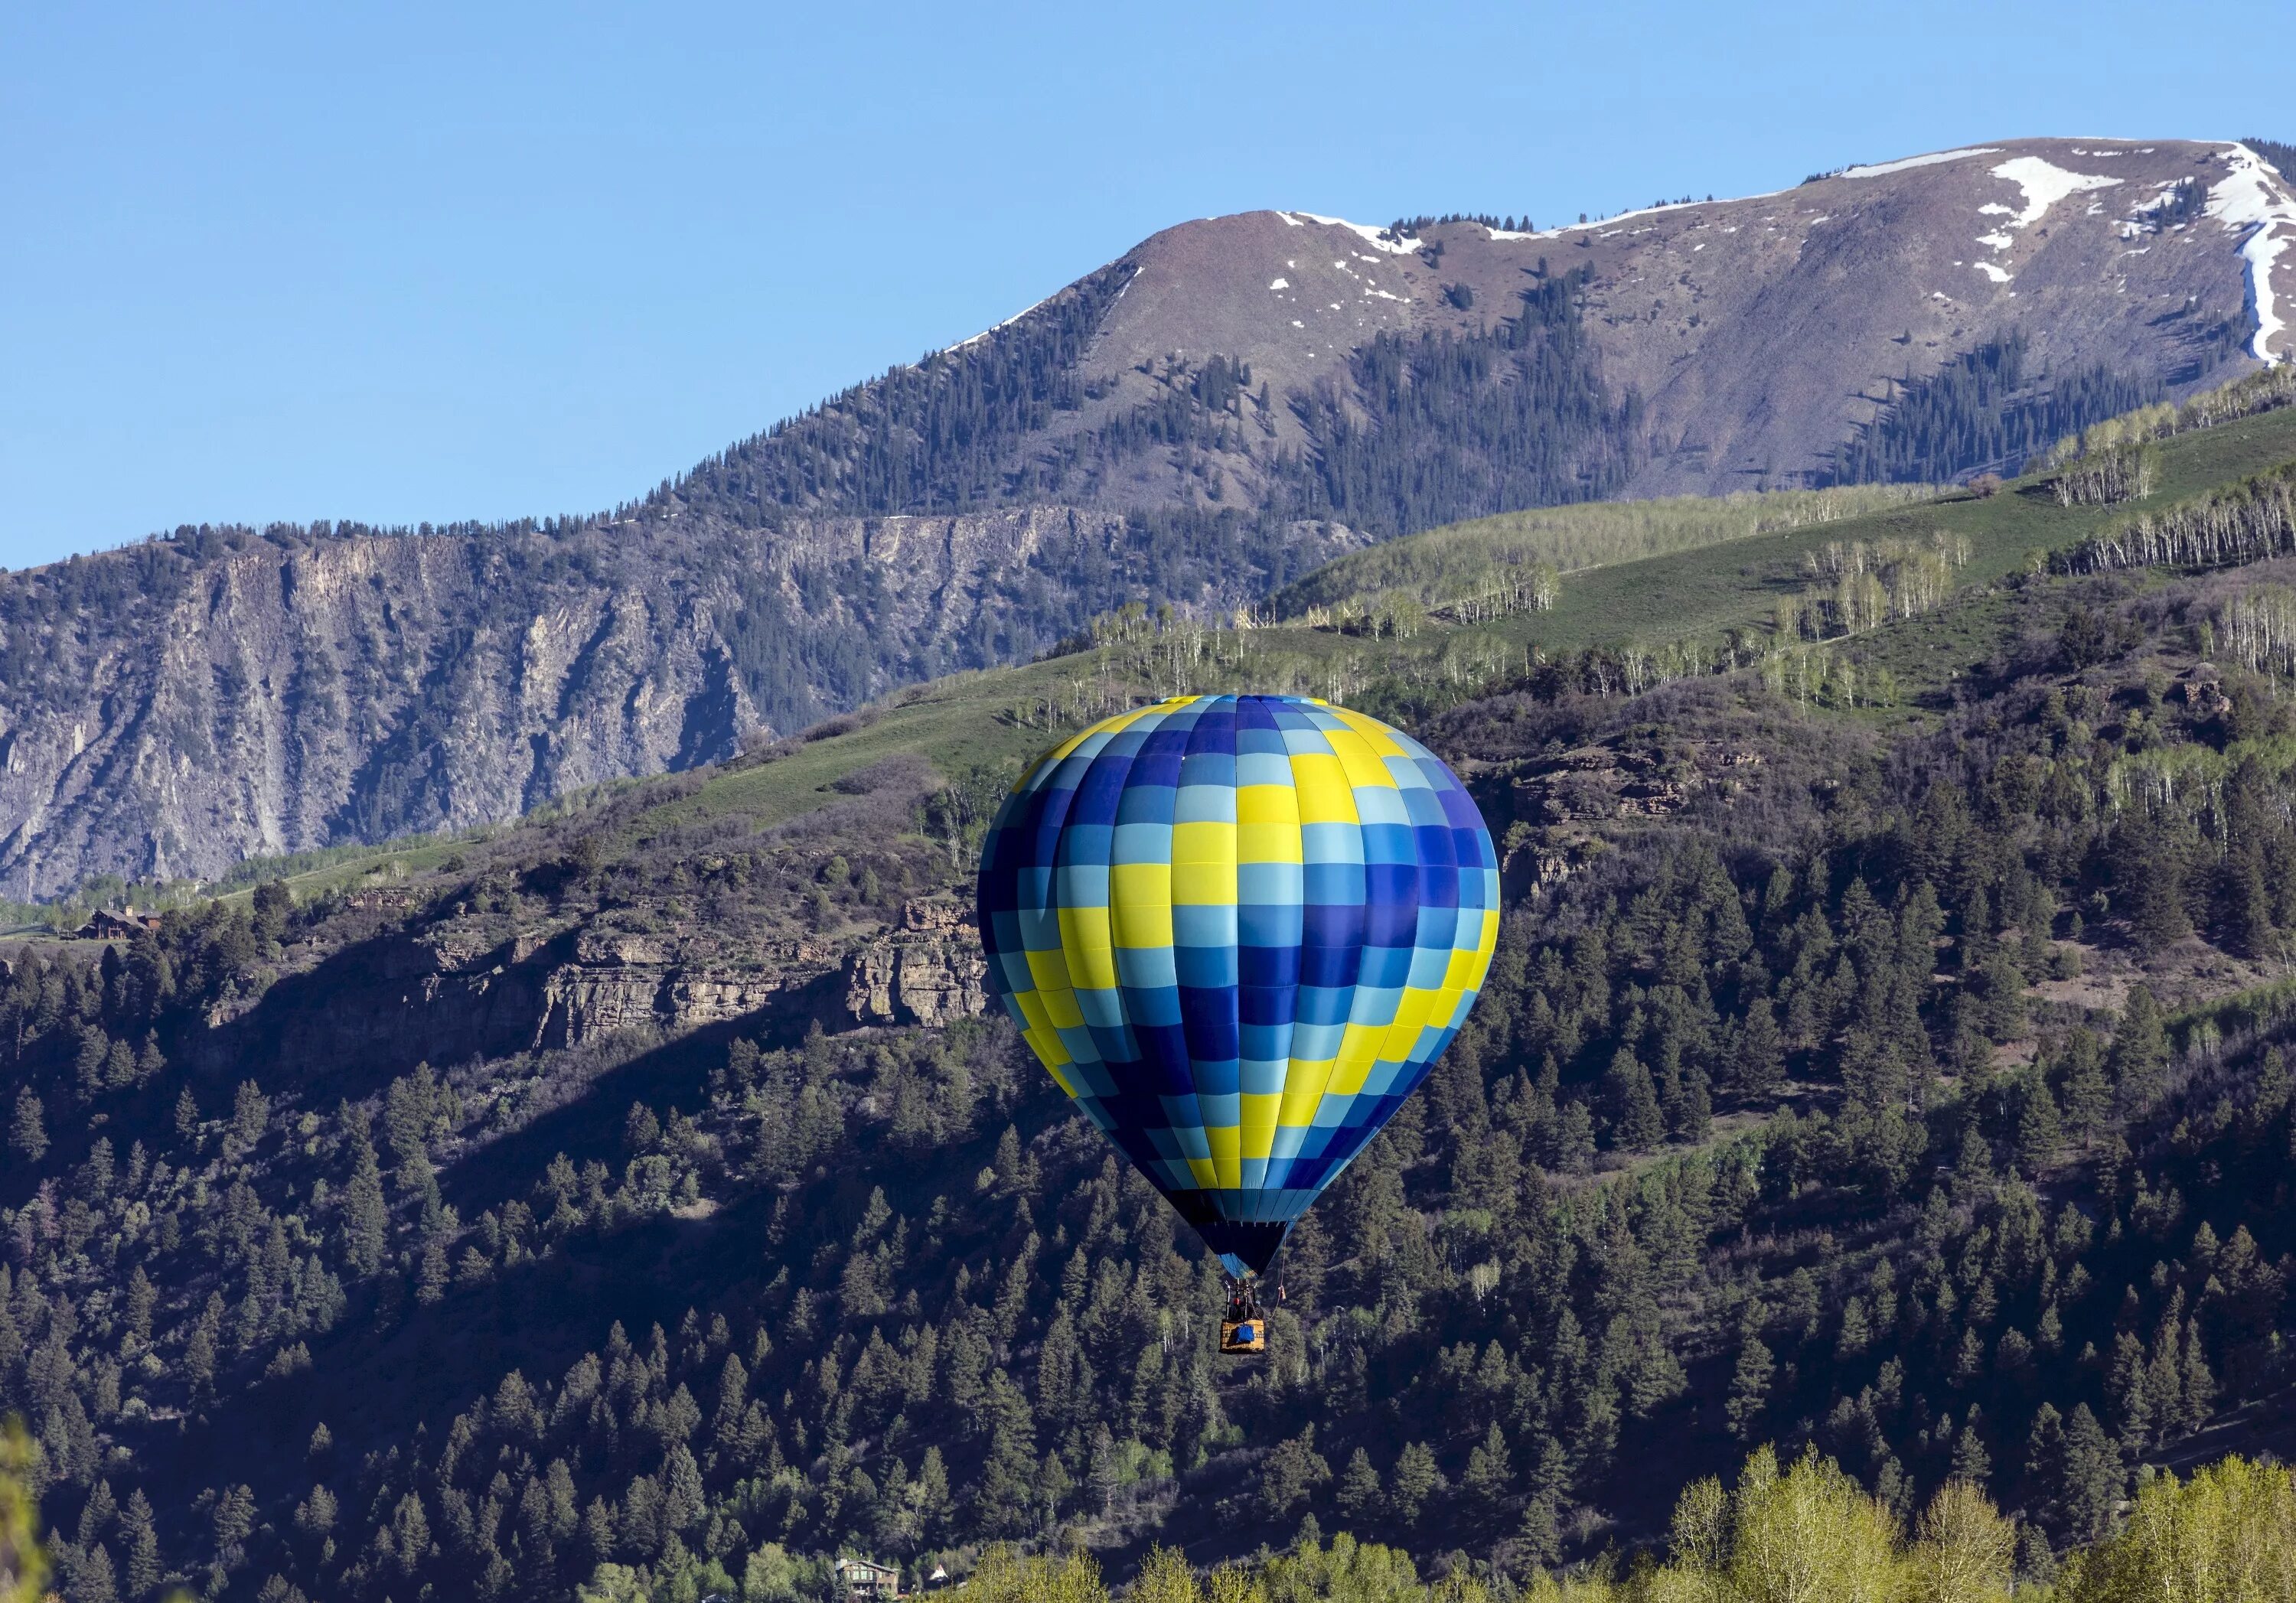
[[975, 694, 1499, 1277]]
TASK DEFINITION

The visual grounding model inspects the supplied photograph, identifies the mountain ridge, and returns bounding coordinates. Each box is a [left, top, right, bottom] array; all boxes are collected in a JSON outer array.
[[2, 135, 2289, 894]]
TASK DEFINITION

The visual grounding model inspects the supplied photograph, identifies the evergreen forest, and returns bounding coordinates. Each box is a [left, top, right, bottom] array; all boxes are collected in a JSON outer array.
[[5, 370, 2296, 1601]]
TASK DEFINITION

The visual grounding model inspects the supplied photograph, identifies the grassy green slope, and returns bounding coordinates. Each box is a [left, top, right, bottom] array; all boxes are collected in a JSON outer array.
[[1274, 483, 1935, 611], [1502, 402, 2296, 656]]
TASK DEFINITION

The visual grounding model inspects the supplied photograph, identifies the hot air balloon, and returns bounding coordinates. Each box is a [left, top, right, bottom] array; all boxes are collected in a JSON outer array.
[[975, 693, 1497, 1351]]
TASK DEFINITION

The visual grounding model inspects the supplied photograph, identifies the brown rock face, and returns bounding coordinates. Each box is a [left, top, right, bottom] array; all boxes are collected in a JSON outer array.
[[0, 507, 1150, 895], [192, 907, 989, 1085]]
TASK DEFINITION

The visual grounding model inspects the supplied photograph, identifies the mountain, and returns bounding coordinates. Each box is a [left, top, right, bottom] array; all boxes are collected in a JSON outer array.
[[3, 138, 2290, 897], [7, 370, 2296, 1601]]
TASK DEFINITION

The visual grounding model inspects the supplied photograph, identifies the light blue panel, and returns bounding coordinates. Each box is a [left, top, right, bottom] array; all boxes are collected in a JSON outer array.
[[1057, 862, 1111, 907], [1114, 947, 1180, 994], [1075, 987, 1127, 1029], [1239, 1057, 1289, 1096], [1237, 862, 1303, 907], [1300, 822, 1365, 864], [1172, 904, 1239, 950], [1112, 821, 1173, 863], [1195, 1091, 1241, 1130], [1174, 782, 1238, 824], [1406, 943, 1451, 989], [1345, 983, 1404, 1028], [1236, 751, 1294, 787], [1353, 787, 1411, 826]]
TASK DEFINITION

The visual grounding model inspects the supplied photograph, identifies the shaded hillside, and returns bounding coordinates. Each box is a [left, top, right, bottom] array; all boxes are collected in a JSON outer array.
[[8, 384, 2296, 1601]]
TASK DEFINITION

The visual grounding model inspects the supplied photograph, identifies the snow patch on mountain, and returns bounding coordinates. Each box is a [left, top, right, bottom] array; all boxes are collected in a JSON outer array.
[[1988, 156, 2122, 227], [1838, 147, 2002, 179], [2210, 144, 2296, 363], [1278, 212, 1424, 254]]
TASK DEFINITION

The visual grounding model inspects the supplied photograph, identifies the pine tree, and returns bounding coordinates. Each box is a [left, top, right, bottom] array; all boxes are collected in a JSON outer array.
[[1518, 1435, 1569, 1564], [972, 1369, 1039, 1536], [229, 1080, 269, 1156], [1951, 1425, 1991, 1486], [2115, 808, 2190, 953], [1257, 1425, 1330, 1519], [2057, 1404, 2120, 1546], [121, 1489, 160, 1600], [341, 1123, 389, 1277], [662, 1445, 704, 1535], [416, 1239, 449, 1306], [2109, 986, 2169, 1113], [1390, 1442, 1444, 1528], [9, 1086, 44, 1164], [77, 1543, 118, 1603], [2109, 1330, 2151, 1451], [184, 1293, 224, 1401], [2056, 1028, 2110, 1148], [1335, 1448, 1381, 1525], [1727, 1330, 1774, 1442], [2180, 1320, 2216, 1434], [1461, 1420, 1513, 1514], [1734, 1000, 1785, 1100], [2014, 1070, 2062, 1175], [1605, 1047, 1666, 1149]]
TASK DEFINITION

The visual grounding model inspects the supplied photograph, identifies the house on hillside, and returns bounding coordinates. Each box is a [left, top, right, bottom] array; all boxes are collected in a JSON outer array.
[[76, 906, 163, 940], [835, 1556, 901, 1601]]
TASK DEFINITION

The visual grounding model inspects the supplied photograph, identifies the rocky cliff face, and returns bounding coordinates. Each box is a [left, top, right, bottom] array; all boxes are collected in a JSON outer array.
[[191, 898, 988, 1086], [0, 505, 1237, 894]]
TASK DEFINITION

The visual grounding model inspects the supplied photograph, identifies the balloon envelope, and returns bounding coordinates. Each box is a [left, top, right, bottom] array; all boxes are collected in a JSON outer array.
[[975, 693, 1497, 1276]]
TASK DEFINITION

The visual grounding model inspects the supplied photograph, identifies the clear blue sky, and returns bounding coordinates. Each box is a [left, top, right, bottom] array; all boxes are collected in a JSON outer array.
[[3, 1, 2282, 569]]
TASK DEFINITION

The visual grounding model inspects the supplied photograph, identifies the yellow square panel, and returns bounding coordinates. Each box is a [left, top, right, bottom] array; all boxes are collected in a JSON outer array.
[[1110, 862, 1171, 908], [1328, 1022, 1384, 1096], [1289, 754, 1359, 823], [1110, 864, 1172, 948], [1024, 947, 1075, 995], [1237, 784, 1302, 825], [1442, 947, 1481, 991], [1277, 1061, 1335, 1128], [1332, 707, 1407, 757], [1171, 821, 1237, 904], [1186, 1155, 1218, 1188], [1238, 822, 1303, 865], [1381, 988, 1438, 1056], [1326, 727, 1398, 791], [1239, 1093, 1281, 1159], [1171, 819, 1235, 865], [1206, 1125, 1241, 1190], [1059, 906, 1118, 990], [1037, 986, 1084, 1031]]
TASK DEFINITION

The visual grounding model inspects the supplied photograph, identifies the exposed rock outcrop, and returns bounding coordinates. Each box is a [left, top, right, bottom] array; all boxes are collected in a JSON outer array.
[[189, 900, 988, 1087]]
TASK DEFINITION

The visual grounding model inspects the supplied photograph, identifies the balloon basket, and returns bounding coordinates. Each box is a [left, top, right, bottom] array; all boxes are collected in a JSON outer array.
[[1219, 1318, 1267, 1355], [1219, 1278, 1268, 1356]]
